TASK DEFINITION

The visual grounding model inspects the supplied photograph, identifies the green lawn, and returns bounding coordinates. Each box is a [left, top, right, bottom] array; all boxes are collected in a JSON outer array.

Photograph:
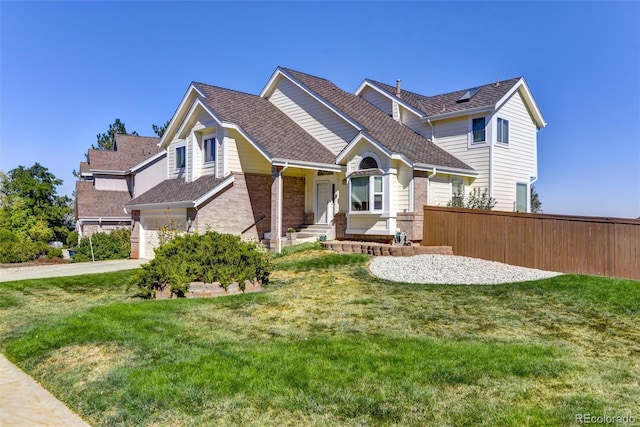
[[0, 249, 638, 426]]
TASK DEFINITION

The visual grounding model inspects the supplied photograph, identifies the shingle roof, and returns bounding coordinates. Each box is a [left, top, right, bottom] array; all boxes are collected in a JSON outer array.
[[86, 135, 162, 172], [126, 175, 230, 207], [366, 77, 521, 117], [192, 83, 336, 164], [75, 181, 131, 219], [281, 68, 474, 171]]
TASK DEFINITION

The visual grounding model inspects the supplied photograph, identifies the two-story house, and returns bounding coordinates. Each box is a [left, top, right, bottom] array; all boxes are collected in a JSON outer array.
[[125, 67, 545, 258], [75, 134, 166, 240]]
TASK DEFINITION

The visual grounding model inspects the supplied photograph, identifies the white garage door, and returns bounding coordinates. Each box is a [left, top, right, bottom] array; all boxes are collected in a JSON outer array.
[[140, 211, 186, 259]]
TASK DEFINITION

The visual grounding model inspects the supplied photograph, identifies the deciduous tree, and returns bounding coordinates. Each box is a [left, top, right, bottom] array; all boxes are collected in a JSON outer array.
[[0, 163, 73, 242]]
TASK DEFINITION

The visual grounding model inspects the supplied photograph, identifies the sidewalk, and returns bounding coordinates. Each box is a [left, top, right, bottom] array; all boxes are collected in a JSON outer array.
[[0, 259, 147, 282], [0, 354, 90, 426], [0, 258, 147, 425]]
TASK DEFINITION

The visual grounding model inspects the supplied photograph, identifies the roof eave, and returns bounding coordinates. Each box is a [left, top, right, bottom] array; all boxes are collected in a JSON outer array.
[[272, 158, 343, 172], [129, 151, 167, 173], [356, 80, 426, 118], [158, 83, 207, 149], [495, 78, 547, 128], [193, 174, 235, 207], [125, 200, 194, 213], [414, 162, 478, 177], [420, 105, 494, 122]]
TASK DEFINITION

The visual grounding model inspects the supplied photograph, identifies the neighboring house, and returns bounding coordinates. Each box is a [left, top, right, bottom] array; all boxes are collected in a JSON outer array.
[[75, 134, 166, 241], [125, 67, 545, 258]]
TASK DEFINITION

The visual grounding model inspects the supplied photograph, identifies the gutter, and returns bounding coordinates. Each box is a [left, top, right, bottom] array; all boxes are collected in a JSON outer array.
[[272, 158, 343, 172], [419, 105, 493, 122], [414, 162, 477, 177]]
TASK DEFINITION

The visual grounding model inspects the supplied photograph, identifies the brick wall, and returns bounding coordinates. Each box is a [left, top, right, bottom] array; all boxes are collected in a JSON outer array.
[[282, 176, 306, 231], [196, 174, 262, 240], [195, 173, 305, 241]]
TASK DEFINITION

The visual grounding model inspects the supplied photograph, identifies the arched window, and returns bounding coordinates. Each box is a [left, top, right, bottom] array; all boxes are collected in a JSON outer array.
[[359, 156, 378, 170]]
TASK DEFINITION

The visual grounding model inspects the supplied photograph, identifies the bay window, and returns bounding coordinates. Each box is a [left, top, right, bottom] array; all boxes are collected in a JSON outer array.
[[350, 156, 384, 213]]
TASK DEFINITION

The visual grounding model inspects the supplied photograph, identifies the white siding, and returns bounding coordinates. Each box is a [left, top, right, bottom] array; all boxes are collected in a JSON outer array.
[[430, 117, 490, 190], [268, 77, 358, 155], [492, 91, 538, 212], [400, 107, 432, 139], [429, 175, 452, 207], [226, 129, 271, 174], [360, 87, 392, 115], [94, 176, 128, 191], [167, 139, 186, 180], [134, 156, 167, 197]]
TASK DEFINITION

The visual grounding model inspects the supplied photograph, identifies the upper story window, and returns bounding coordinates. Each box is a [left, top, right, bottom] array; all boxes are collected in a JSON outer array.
[[497, 118, 509, 144], [472, 117, 486, 144], [359, 156, 378, 170], [350, 156, 384, 213], [204, 137, 216, 163], [176, 146, 186, 170]]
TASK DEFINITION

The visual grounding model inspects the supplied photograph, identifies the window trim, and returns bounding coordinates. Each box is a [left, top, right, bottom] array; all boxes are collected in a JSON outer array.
[[349, 175, 385, 214], [203, 135, 216, 164], [348, 153, 385, 214], [515, 182, 528, 213], [175, 146, 186, 170], [468, 116, 487, 147], [497, 118, 509, 145]]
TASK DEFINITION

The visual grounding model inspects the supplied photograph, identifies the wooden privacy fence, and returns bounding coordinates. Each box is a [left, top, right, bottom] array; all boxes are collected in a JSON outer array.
[[422, 206, 640, 281]]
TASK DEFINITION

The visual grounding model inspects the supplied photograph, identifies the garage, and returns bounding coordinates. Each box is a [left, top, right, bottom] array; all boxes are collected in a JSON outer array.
[[139, 210, 186, 259]]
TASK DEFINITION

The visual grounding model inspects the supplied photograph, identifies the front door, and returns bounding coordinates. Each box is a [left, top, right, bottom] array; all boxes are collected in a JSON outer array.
[[316, 182, 332, 224]]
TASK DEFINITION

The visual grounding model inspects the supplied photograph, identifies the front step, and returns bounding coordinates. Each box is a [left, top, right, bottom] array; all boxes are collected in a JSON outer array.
[[296, 224, 335, 240]]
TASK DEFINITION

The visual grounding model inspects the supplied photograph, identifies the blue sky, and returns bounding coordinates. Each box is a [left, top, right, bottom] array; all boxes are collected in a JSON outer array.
[[1, 1, 639, 218]]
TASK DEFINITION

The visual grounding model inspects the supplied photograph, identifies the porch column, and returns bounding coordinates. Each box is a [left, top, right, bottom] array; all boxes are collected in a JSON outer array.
[[270, 165, 283, 252]]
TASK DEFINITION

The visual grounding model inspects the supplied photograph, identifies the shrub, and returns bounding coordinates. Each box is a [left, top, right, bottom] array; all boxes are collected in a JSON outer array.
[[66, 231, 79, 248], [128, 231, 272, 298], [72, 229, 131, 262], [0, 241, 62, 263], [0, 229, 18, 243], [448, 187, 497, 210]]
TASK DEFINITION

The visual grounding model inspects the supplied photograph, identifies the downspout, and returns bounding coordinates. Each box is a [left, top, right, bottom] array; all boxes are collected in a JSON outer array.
[[277, 162, 289, 254], [427, 167, 437, 205], [427, 119, 435, 141], [529, 176, 538, 213], [489, 132, 494, 199]]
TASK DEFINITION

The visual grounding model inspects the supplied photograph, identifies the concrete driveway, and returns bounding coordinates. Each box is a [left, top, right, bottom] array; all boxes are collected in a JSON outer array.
[[0, 259, 147, 283]]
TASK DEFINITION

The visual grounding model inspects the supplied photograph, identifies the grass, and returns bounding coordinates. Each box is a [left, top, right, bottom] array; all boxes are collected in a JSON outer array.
[[0, 250, 639, 426]]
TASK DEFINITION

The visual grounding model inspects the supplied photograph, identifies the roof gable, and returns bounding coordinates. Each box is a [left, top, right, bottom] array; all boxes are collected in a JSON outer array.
[[86, 135, 162, 172], [363, 77, 546, 128], [280, 68, 474, 171]]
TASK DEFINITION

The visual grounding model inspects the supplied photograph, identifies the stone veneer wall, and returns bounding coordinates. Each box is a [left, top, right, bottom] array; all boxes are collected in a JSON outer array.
[[130, 211, 140, 259], [321, 241, 453, 256]]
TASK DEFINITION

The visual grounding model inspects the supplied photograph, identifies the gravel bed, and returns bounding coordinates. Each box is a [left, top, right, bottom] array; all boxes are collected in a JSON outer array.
[[369, 254, 562, 285]]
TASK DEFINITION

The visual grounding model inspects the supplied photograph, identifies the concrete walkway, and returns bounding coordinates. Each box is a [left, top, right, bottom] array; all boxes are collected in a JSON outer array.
[[0, 258, 147, 425], [0, 259, 147, 282], [0, 354, 90, 426]]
